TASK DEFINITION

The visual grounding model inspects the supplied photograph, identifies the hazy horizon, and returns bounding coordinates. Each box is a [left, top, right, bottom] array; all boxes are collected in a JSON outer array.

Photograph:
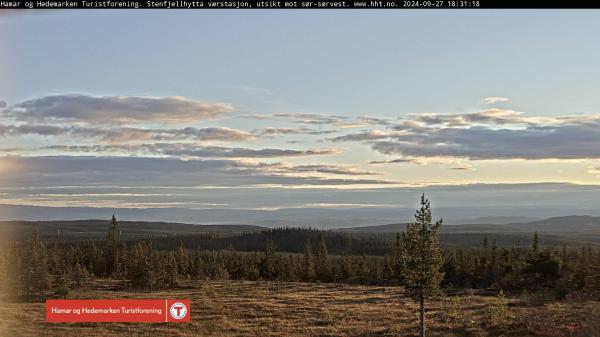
[[1, 182, 599, 227]]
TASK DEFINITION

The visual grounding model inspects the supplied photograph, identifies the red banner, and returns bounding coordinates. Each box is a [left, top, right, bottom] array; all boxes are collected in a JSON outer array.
[[46, 299, 190, 323]]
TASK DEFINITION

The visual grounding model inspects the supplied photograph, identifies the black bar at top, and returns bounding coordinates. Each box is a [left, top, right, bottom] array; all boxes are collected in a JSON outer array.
[[1, 0, 599, 10]]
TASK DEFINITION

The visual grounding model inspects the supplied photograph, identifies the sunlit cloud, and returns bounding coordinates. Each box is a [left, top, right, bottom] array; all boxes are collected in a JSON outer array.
[[2, 94, 234, 124], [2, 92, 600, 200], [270, 162, 379, 176], [256, 127, 335, 136], [331, 129, 393, 142], [369, 158, 413, 165], [358, 116, 393, 126], [0, 124, 256, 143], [0, 156, 397, 189], [588, 165, 600, 177], [38, 143, 339, 159], [333, 109, 600, 160]]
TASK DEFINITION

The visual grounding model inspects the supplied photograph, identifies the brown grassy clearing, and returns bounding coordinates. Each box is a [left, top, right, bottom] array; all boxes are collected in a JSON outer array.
[[1, 280, 598, 337]]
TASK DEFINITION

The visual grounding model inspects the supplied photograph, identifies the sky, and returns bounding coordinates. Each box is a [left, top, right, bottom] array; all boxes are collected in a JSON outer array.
[[1, 10, 600, 221]]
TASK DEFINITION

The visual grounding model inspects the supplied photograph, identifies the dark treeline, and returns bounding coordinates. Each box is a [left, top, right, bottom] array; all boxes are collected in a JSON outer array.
[[148, 227, 390, 255], [2, 216, 600, 303]]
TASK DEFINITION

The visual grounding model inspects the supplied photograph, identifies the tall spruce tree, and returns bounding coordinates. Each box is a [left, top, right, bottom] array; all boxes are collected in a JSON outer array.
[[302, 238, 315, 281], [402, 194, 444, 337], [104, 215, 121, 276], [260, 239, 277, 279], [127, 241, 154, 290], [341, 234, 354, 281], [393, 232, 405, 283], [20, 227, 50, 302], [315, 233, 330, 281], [175, 241, 188, 277], [532, 231, 539, 254], [584, 250, 600, 299]]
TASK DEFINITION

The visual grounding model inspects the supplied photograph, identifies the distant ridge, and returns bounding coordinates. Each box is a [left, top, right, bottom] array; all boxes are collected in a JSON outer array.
[[2, 203, 599, 229], [3, 216, 600, 247], [338, 215, 600, 234], [0, 219, 266, 241], [454, 216, 541, 225]]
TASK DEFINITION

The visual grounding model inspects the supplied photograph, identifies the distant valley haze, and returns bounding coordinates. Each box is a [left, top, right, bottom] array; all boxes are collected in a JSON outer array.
[[1, 182, 599, 228]]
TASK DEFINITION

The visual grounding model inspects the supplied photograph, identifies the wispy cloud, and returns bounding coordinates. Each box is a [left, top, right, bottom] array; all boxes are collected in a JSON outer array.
[[39, 143, 339, 159], [481, 96, 509, 105], [256, 127, 335, 137], [277, 163, 378, 176], [369, 157, 473, 171], [407, 109, 528, 127], [331, 129, 393, 142], [243, 112, 365, 128], [0, 124, 256, 143], [369, 158, 412, 164], [272, 112, 345, 125], [236, 85, 273, 96], [358, 116, 393, 126]]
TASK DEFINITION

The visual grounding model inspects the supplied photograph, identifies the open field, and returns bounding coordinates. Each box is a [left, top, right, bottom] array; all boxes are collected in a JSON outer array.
[[1, 280, 599, 337]]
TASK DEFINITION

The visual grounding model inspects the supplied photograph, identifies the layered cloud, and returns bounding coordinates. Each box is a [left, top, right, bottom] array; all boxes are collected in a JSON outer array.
[[274, 163, 377, 176], [3, 91, 600, 190], [1, 94, 234, 124], [0, 156, 394, 188], [0, 124, 256, 143], [39, 143, 338, 159], [332, 109, 600, 161], [402, 109, 600, 128], [370, 124, 600, 160]]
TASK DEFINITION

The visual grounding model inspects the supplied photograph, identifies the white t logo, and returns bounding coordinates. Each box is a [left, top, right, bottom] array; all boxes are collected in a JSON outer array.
[[169, 302, 187, 320]]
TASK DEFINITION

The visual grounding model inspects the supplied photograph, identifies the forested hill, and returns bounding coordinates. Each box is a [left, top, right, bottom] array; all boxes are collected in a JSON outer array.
[[3, 216, 600, 251], [337, 216, 600, 247], [341, 216, 600, 233], [0, 220, 265, 241], [145, 228, 598, 256]]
